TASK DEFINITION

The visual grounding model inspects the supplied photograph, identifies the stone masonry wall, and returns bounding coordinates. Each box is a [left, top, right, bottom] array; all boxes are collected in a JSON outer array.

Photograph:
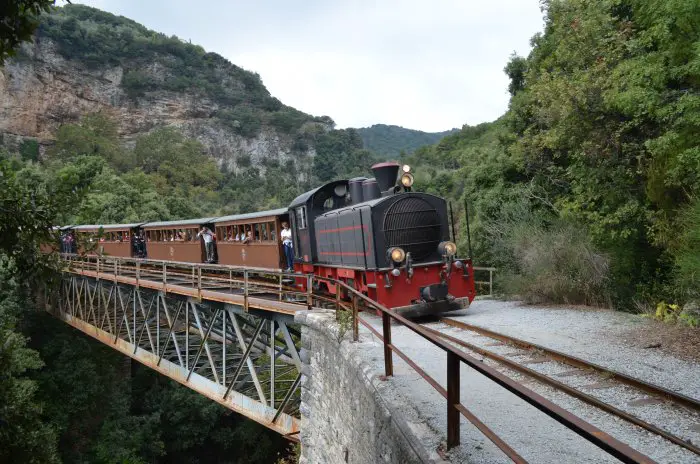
[[296, 310, 438, 464]]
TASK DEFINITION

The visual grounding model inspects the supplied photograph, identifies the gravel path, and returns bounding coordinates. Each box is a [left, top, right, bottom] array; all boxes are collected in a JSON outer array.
[[354, 299, 700, 463], [448, 300, 700, 401]]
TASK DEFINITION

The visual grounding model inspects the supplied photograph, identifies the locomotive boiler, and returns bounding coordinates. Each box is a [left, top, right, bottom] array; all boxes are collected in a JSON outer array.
[[289, 162, 476, 316]]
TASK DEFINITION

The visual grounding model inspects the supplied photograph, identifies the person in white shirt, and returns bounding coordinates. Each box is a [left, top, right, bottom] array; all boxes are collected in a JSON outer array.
[[281, 222, 293, 271], [197, 227, 215, 263]]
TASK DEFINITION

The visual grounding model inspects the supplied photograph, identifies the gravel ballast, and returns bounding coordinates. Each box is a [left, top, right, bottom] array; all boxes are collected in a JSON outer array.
[[353, 299, 700, 463]]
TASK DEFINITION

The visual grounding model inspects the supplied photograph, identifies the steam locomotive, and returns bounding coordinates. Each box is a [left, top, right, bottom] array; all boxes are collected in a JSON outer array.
[[289, 162, 476, 316], [57, 162, 476, 317]]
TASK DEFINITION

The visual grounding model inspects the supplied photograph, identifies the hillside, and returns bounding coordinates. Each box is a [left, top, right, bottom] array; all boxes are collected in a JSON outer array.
[[405, 0, 700, 311], [0, 4, 333, 171], [356, 124, 457, 157]]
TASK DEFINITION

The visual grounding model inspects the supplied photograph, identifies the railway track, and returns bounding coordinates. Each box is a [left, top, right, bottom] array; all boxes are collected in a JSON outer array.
[[422, 317, 700, 458]]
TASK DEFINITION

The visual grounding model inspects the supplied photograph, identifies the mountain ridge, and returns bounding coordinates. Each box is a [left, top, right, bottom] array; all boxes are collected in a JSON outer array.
[[0, 4, 332, 176], [356, 124, 458, 158]]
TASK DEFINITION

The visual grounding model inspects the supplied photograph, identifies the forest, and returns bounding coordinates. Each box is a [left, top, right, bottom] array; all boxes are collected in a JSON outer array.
[[1, 0, 699, 462], [405, 0, 700, 314]]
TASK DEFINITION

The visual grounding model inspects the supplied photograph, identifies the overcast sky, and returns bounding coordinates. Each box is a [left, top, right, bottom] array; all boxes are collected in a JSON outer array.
[[60, 1, 544, 132]]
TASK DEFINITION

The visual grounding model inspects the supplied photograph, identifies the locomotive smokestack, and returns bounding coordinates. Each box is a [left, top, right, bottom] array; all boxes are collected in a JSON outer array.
[[371, 162, 400, 193]]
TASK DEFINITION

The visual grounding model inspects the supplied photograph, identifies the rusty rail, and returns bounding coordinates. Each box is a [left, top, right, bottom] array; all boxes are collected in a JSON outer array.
[[440, 318, 700, 413], [422, 324, 700, 456]]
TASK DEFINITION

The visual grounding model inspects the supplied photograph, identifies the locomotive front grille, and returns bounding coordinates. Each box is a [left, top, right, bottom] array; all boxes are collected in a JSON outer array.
[[383, 197, 441, 261]]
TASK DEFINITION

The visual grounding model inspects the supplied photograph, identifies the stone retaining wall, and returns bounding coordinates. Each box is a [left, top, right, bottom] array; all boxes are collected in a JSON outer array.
[[296, 310, 442, 464]]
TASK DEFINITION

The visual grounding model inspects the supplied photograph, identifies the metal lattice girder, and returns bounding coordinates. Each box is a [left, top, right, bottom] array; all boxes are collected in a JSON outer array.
[[49, 274, 302, 437]]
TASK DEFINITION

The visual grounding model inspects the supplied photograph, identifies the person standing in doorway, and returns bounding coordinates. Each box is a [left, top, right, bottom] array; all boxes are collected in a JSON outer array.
[[281, 222, 294, 271], [197, 227, 215, 263]]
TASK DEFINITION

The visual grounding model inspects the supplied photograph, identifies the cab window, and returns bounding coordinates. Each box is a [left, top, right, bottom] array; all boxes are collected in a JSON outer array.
[[296, 207, 307, 230]]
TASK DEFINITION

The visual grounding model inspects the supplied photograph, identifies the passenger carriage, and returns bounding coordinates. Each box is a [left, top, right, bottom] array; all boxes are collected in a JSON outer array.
[[72, 223, 144, 257], [212, 208, 289, 269], [141, 218, 216, 263]]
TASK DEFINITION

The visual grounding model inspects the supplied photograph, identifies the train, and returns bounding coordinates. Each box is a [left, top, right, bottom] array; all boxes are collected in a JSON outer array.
[[56, 162, 476, 317]]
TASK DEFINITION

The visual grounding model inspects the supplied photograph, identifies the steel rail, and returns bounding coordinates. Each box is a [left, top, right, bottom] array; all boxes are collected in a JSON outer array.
[[359, 312, 655, 463], [440, 318, 700, 414], [422, 324, 700, 456], [361, 318, 528, 462]]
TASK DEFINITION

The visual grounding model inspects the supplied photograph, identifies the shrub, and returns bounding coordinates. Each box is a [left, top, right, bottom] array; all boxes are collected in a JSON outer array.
[[673, 198, 700, 302], [485, 202, 611, 306], [19, 139, 40, 161]]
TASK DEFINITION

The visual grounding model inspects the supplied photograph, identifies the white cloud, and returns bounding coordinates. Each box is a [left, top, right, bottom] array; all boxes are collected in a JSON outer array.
[[62, 0, 544, 131]]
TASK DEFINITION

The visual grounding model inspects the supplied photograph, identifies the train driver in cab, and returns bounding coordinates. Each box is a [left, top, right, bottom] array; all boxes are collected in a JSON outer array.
[[281, 221, 293, 271]]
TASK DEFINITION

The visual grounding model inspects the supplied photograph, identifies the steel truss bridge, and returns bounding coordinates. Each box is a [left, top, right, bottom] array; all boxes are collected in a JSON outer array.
[[47, 255, 655, 463], [46, 255, 357, 440]]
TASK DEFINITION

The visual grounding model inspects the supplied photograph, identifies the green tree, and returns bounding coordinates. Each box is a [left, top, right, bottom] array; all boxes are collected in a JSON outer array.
[[0, 159, 61, 463], [0, 0, 60, 63], [133, 126, 221, 190]]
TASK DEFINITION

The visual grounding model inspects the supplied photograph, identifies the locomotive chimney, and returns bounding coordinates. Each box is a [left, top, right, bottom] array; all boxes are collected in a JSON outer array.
[[348, 177, 367, 204], [362, 178, 381, 201], [371, 162, 400, 193]]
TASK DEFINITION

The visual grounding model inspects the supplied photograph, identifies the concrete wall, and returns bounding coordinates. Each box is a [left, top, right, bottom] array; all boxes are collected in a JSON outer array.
[[296, 310, 440, 464]]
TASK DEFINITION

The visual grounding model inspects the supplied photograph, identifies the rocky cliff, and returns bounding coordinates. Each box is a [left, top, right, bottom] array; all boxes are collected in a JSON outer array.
[[0, 5, 329, 172]]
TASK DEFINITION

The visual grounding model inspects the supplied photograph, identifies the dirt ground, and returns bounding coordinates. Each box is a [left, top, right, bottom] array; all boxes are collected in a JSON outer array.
[[621, 320, 700, 363]]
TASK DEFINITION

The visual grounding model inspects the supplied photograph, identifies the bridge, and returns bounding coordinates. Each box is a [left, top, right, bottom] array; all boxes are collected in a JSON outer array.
[[45, 255, 658, 463]]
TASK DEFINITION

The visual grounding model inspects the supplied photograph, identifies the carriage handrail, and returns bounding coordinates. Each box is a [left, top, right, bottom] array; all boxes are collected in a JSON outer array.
[[59, 254, 652, 463]]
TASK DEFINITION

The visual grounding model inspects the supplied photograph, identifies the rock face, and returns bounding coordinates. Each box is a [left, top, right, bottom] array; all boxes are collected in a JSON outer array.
[[0, 38, 316, 172]]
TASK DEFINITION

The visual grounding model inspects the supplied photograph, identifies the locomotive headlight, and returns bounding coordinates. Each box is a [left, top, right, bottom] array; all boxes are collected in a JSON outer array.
[[438, 241, 457, 257], [400, 173, 414, 188], [402, 164, 411, 173], [388, 247, 406, 263]]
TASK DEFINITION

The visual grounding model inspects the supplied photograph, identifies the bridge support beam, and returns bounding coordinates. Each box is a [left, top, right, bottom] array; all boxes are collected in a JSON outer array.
[[48, 273, 302, 438]]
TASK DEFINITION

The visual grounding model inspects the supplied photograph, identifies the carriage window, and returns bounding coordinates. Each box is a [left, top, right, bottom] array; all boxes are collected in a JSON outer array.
[[269, 222, 277, 242], [296, 207, 307, 229], [254, 223, 261, 241]]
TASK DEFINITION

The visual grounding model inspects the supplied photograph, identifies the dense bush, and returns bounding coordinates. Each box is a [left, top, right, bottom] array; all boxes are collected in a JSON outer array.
[[488, 211, 611, 306], [673, 199, 700, 301]]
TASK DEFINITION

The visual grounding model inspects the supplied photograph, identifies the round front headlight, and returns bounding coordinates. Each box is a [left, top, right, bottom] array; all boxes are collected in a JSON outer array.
[[438, 241, 457, 257], [388, 247, 406, 263], [400, 173, 414, 187], [402, 164, 411, 173]]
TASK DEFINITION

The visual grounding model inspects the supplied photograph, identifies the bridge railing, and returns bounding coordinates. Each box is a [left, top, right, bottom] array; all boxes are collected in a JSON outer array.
[[60, 255, 651, 462], [61, 254, 360, 340]]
